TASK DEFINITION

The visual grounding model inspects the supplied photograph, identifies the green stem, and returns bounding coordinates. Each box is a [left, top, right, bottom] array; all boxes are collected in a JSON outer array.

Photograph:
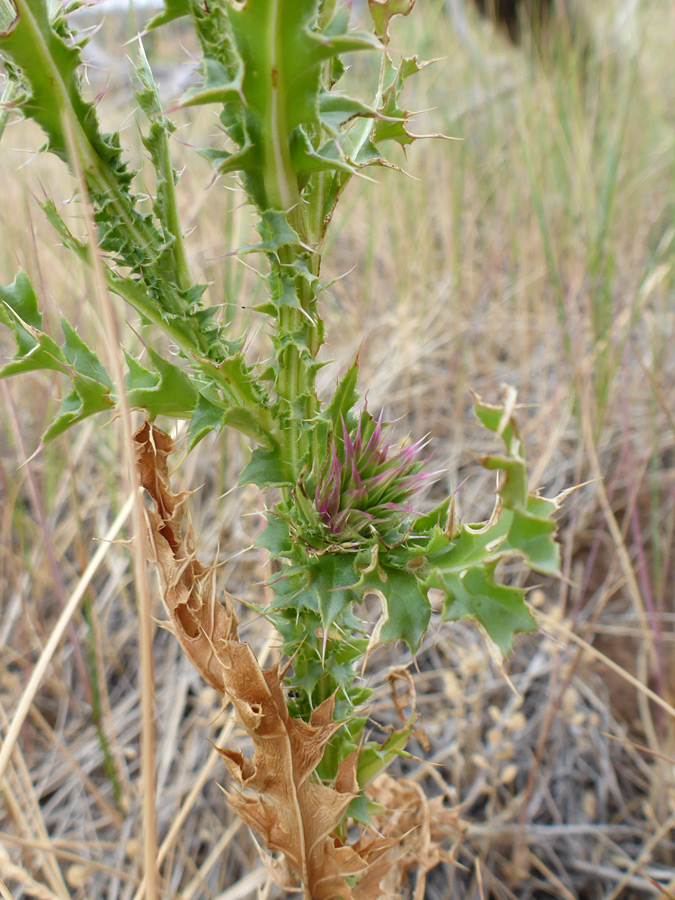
[[154, 122, 193, 292], [275, 236, 323, 480], [277, 300, 302, 475], [261, 9, 309, 477]]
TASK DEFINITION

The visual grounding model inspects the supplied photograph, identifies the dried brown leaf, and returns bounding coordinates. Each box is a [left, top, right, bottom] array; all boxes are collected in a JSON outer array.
[[133, 421, 238, 694], [213, 643, 374, 899]]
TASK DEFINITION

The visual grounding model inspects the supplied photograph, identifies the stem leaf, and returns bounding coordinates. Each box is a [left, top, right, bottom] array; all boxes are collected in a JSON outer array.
[[239, 443, 290, 488], [439, 567, 536, 658]]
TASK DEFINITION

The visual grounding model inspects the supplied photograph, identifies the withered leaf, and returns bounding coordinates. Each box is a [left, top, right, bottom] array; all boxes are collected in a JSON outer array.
[[134, 421, 238, 694], [213, 643, 375, 899], [365, 774, 466, 898]]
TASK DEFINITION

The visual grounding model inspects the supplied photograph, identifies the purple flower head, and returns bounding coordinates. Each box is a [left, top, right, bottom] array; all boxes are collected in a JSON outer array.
[[307, 408, 435, 543]]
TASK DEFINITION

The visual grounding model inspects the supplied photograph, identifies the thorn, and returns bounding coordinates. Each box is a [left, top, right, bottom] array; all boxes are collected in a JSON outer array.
[[18, 441, 45, 467]]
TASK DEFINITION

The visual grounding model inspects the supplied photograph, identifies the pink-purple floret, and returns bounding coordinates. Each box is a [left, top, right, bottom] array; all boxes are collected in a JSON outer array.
[[311, 411, 435, 537]]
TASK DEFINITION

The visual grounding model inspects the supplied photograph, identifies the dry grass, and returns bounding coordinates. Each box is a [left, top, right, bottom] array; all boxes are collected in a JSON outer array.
[[1, 2, 674, 898]]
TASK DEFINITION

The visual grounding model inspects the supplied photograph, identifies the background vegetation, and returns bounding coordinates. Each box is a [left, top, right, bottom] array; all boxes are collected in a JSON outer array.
[[1, 1, 673, 898]]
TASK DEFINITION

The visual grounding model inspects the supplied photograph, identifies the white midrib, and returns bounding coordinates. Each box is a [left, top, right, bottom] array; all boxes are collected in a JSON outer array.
[[268, 0, 294, 210]]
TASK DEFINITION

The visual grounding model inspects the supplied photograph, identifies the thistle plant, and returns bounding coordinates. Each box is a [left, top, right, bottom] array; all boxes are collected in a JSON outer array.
[[0, 0, 562, 895]]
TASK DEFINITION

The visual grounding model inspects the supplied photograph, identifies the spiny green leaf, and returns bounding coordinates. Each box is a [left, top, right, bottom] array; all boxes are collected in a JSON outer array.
[[291, 129, 359, 180], [125, 347, 197, 418], [0, 0, 120, 165], [41, 383, 114, 442], [291, 656, 326, 697], [473, 391, 519, 443], [0, 297, 114, 441], [256, 513, 293, 557], [356, 720, 415, 787], [350, 136, 391, 167], [266, 554, 362, 632], [507, 502, 560, 576], [411, 495, 453, 533], [440, 567, 536, 657], [123, 350, 158, 391], [180, 56, 243, 108], [0, 272, 228, 441], [245, 209, 299, 255], [135, 42, 193, 291], [315, 555, 361, 630], [239, 443, 290, 488], [373, 55, 424, 149], [408, 389, 560, 653], [193, 0, 379, 209], [286, 256, 320, 291], [359, 565, 431, 652], [327, 358, 360, 430], [1, 0, 234, 365], [319, 93, 380, 137], [61, 320, 113, 388], [0, 1, 167, 293], [225, 0, 379, 134], [0, 292, 68, 378], [0, 273, 115, 437], [0, 269, 41, 334], [266, 270, 302, 312], [196, 352, 272, 430], [186, 392, 225, 450], [221, 405, 273, 445], [345, 793, 382, 827], [421, 511, 513, 573], [202, 142, 257, 180]]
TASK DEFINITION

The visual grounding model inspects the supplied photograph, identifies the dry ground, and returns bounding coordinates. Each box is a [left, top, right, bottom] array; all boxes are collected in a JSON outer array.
[[1, 2, 674, 898]]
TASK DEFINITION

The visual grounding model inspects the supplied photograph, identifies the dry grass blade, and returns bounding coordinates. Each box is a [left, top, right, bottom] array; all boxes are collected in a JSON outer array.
[[181, 819, 242, 900], [0, 700, 71, 899], [0, 493, 133, 784], [61, 110, 160, 900], [603, 811, 675, 900], [0, 832, 139, 884], [211, 866, 268, 900], [579, 400, 659, 666], [0, 846, 63, 900], [535, 609, 675, 723]]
